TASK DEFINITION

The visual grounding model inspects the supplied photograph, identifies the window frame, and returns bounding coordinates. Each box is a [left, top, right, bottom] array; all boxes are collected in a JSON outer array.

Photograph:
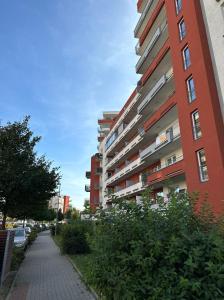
[[178, 18, 186, 40], [182, 45, 191, 70], [175, 0, 182, 15], [186, 76, 196, 102], [197, 149, 209, 182], [191, 110, 202, 140]]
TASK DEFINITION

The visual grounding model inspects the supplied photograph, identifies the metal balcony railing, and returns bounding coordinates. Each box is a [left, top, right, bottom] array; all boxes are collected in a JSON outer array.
[[134, 0, 155, 37], [106, 132, 144, 170], [138, 68, 174, 114], [140, 123, 180, 160], [106, 157, 143, 185], [106, 113, 142, 155], [136, 20, 168, 72]]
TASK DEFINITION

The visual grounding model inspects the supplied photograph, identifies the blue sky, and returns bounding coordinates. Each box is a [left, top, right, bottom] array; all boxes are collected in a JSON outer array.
[[0, 0, 139, 209]]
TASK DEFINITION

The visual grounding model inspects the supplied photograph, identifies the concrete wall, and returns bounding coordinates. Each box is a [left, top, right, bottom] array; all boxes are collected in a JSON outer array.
[[200, 0, 224, 123]]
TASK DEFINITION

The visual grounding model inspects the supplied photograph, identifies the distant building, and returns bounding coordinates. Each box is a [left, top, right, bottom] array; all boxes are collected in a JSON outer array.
[[63, 196, 70, 214], [85, 112, 119, 210], [49, 196, 64, 212]]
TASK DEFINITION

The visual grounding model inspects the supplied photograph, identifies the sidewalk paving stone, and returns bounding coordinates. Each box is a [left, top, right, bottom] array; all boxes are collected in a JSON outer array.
[[7, 231, 95, 300]]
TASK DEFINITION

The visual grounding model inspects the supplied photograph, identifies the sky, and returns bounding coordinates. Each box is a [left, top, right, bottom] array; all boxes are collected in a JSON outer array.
[[0, 0, 140, 210]]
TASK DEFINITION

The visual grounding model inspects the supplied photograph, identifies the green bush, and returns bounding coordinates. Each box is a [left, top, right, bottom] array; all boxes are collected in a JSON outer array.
[[28, 229, 38, 245], [61, 222, 91, 255], [11, 248, 25, 271], [87, 192, 224, 299], [50, 224, 56, 236]]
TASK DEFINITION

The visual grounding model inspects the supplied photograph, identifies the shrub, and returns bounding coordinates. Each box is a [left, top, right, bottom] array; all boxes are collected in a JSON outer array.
[[11, 248, 25, 271], [50, 224, 56, 236], [61, 222, 91, 255], [28, 229, 37, 245], [87, 192, 224, 299]]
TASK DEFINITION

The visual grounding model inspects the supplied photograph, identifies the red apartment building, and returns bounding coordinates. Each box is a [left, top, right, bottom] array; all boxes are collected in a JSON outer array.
[[85, 112, 118, 210], [86, 0, 224, 214], [63, 196, 70, 214]]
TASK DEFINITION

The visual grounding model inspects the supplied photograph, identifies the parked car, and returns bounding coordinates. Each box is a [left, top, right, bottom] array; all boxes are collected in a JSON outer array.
[[11, 228, 28, 250]]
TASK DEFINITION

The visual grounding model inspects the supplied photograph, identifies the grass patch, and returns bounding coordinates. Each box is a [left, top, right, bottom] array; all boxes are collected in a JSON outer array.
[[70, 253, 92, 278], [52, 235, 62, 248]]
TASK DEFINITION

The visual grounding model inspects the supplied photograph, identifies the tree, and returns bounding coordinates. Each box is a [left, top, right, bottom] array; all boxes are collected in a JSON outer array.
[[64, 208, 80, 221], [83, 199, 91, 214], [0, 117, 60, 229], [57, 208, 64, 222]]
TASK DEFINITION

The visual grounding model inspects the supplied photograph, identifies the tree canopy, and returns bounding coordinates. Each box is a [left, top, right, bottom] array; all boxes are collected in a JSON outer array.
[[0, 116, 60, 228]]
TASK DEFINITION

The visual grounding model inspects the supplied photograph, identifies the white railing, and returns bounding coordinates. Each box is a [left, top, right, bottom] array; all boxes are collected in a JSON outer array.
[[112, 181, 144, 198], [106, 113, 142, 154], [136, 21, 168, 72], [105, 93, 141, 152], [106, 133, 143, 169], [106, 157, 143, 185], [138, 68, 174, 113], [140, 124, 180, 160], [134, 0, 155, 36], [149, 155, 184, 176]]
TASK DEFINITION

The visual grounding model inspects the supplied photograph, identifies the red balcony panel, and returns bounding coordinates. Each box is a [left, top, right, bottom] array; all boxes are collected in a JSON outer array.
[[137, 0, 143, 12], [143, 96, 176, 132], [139, 0, 165, 46], [98, 119, 114, 125], [147, 159, 185, 185], [140, 40, 170, 86]]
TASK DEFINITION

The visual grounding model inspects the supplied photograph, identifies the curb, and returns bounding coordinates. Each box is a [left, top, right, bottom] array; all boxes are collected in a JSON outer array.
[[51, 235, 99, 300], [66, 255, 99, 300], [4, 271, 18, 300]]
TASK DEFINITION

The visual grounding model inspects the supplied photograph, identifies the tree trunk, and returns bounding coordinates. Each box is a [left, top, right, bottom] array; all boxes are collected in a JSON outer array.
[[2, 212, 7, 230]]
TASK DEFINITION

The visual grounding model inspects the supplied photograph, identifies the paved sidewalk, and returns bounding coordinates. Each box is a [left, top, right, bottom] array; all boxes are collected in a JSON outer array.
[[7, 231, 95, 300]]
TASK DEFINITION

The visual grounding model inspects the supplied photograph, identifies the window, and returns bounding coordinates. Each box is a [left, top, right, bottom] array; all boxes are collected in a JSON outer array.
[[182, 46, 191, 69], [178, 18, 186, 40], [187, 76, 196, 102], [166, 154, 177, 166], [192, 111, 202, 139], [197, 149, 209, 182], [175, 0, 182, 15]]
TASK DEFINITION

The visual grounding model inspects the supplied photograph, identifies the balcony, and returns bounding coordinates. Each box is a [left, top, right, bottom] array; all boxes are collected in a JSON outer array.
[[85, 185, 90, 192], [140, 124, 181, 163], [106, 113, 142, 155], [136, 21, 168, 74], [138, 68, 174, 115], [106, 157, 144, 185], [95, 167, 103, 175], [95, 153, 103, 160], [85, 171, 91, 179], [108, 181, 144, 199], [105, 93, 140, 151], [106, 132, 144, 170], [135, 0, 160, 38], [146, 156, 185, 185]]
